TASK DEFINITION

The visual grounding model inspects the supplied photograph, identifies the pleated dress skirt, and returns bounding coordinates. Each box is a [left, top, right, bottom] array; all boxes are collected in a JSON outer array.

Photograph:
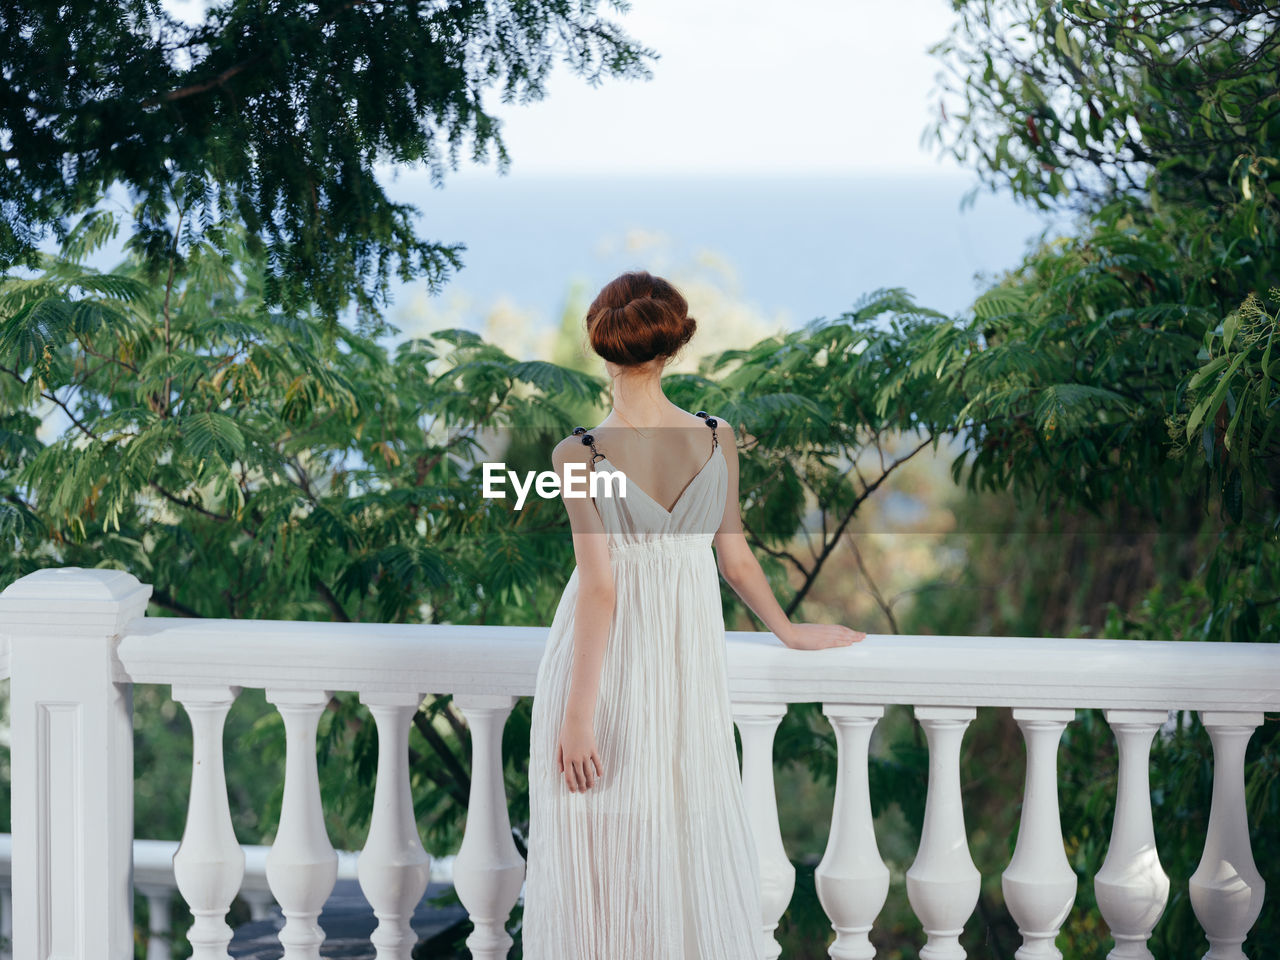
[[522, 446, 767, 959]]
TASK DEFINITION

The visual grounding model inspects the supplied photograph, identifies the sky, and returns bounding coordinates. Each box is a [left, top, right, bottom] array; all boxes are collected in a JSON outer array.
[[387, 0, 969, 178], [377, 173, 1064, 358], [161, 0, 966, 178]]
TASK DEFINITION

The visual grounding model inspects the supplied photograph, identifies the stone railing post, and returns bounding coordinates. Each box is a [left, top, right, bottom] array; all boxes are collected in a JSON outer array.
[[732, 700, 794, 960], [0, 567, 152, 960], [907, 705, 980, 960], [815, 703, 889, 960], [452, 694, 526, 960], [1190, 711, 1266, 960]]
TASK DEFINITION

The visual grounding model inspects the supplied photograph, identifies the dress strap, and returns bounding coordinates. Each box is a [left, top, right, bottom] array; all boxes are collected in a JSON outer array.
[[694, 411, 719, 449], [572, 426, 606, 464]]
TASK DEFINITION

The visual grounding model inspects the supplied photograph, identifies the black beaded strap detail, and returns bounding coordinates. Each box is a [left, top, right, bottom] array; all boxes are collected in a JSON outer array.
[[572, 426, 606, 464], [694, 410, 719, 449]]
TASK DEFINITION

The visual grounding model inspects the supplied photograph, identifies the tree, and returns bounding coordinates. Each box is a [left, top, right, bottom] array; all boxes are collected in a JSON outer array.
[[926, 0, 1280, 215], [0, 0, 654, 325], [919, 0, 1278, 631], [0, 213, 612, 622], [666, 287, 958, 621]]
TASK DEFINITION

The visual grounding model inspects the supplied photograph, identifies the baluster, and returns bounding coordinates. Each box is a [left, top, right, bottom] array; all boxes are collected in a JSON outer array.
[[452, 694, 525, 960], [172, 684, 245, 960], [357, 692, 431, 960], [136, 882, 174, 960], [732, 700, 794, 960], [906, 706, 980, 960], [1189, 711, 1265, 960], [264, 689, 337, 959], [1095, 709, 1170, 960], [1002, 708, 1078, 959], [815, 704, 888, 960]]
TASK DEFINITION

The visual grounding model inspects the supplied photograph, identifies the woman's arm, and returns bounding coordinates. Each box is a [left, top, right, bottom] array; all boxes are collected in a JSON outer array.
[[552, 437, 613, 792], [711, 421, 865, 650]]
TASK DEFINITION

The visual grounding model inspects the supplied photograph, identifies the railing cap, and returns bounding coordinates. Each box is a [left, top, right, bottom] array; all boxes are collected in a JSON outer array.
[[0, 567, 152, 637]]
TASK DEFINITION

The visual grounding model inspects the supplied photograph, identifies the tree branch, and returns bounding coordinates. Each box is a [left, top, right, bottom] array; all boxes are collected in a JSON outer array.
[[412, 709, 471, 807]]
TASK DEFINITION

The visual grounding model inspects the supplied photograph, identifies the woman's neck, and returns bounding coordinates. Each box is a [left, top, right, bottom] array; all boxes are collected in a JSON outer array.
[[610, 368, 668, 425]]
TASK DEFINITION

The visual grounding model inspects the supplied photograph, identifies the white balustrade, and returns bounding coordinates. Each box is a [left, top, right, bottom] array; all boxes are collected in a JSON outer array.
[[1189, 711, 1266, 960], [172, 683, 246, 960], [264, 688, 338, 959], [452, 694, 526, 960], [906, 706, 981, 960], [815, 704, 889, 960], [1095, 709, 1170, 960], [2, 568, 1279, 959], [733, 700, 795, 960], [357, 691, 432, 960], [1001, 708, 1077, 960]]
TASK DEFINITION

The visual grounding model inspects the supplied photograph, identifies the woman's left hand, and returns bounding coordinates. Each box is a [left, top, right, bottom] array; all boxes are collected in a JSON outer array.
[[781, 622, 866, 650]]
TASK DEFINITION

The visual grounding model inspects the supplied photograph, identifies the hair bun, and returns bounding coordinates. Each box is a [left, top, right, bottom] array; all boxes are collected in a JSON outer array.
[[585, 271, 696, 366]]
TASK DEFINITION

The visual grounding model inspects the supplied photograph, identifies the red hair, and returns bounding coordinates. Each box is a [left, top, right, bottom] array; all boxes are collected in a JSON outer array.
[[585, 271, 696, 365]]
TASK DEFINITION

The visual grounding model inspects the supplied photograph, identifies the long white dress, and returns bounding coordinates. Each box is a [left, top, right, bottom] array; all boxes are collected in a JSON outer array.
[[522, 430, 767, 959]]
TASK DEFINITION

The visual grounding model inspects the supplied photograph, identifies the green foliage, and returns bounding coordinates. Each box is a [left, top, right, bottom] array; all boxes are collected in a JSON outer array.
[[909, 0, 1280, 646], [0, 212, 607, 623], [900, 218, 1213, 516], [664, 287, 960, 615], [0, 0, 654, 324], [1171, 287, 1280, 527], [927, 1, 1280, 214]]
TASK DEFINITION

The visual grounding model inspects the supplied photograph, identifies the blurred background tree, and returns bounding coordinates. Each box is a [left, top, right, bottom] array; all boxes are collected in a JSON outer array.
[[0, 0, 654, 326]]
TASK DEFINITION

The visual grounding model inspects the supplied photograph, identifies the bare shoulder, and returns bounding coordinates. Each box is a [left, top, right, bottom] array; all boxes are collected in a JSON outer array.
[[696, 409, 735, 447], [552, 431, 595, 470], [674, 405, 734, 434]]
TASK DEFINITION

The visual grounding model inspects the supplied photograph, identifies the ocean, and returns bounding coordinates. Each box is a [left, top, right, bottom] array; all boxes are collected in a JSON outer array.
[[378, 169, 1074, 346]]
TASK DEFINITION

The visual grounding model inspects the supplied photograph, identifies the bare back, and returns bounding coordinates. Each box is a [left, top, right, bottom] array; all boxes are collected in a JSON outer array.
[[587, 405, 720, 515]]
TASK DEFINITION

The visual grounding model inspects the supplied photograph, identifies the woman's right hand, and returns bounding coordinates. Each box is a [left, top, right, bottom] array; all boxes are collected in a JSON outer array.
[[782, 622, 866, 650], [557, 717, 603, 792]]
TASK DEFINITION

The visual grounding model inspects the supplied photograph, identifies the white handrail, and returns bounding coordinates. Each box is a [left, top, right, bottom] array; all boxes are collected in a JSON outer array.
[[115, 616, 1280, 712]]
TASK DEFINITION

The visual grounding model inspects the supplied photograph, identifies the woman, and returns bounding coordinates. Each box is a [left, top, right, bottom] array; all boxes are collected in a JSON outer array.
[[522, 270, 864, 958]]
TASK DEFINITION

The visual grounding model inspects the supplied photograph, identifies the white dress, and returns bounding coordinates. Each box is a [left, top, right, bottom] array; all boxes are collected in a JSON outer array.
[[523, 427, 766, 959]]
